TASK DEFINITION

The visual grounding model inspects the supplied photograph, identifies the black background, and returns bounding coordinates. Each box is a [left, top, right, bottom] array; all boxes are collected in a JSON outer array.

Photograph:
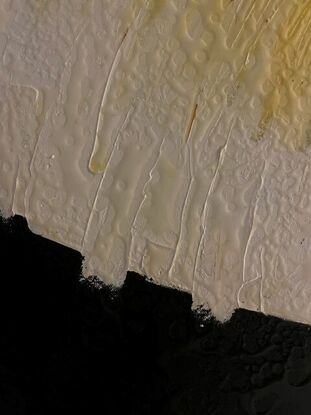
[[1, 216, 311, 414]]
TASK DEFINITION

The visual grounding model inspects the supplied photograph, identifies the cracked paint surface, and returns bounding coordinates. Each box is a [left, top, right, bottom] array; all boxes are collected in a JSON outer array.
[[2, 0, 311, 324]]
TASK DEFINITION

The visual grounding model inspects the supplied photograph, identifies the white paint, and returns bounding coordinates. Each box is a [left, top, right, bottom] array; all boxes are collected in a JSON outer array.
[[2, 0, 311, 325]]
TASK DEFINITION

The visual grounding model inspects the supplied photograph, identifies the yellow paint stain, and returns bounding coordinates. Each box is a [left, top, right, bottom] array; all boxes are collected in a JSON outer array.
[[31, 0, 49, 15], [184, 102, 198, 143], [89, 0, 311, 174], [257, 1, 311, 149], [89, 157, 107, 175], [254, 89, 279, 141]]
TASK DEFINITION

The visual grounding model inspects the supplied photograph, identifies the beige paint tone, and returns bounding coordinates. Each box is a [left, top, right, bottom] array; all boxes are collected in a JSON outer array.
[[1, 0, 311, 324]]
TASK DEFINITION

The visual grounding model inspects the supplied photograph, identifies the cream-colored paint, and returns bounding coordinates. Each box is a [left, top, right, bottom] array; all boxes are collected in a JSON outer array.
[[1, 0, 311, 325]]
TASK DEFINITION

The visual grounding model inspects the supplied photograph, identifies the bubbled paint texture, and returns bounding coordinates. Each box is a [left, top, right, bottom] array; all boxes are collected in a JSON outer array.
[[1, 0, 311, 325]]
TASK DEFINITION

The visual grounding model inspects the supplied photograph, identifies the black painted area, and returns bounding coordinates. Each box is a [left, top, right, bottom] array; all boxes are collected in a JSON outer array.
[[1, 215, 311, 414]]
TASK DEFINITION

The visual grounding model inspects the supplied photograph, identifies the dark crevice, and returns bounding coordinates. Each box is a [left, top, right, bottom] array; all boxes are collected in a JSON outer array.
[[0, 215, 311, 414]]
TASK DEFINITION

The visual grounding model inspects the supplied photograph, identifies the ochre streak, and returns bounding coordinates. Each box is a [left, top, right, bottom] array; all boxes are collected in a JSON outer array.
[[185, 103, 198, 143]]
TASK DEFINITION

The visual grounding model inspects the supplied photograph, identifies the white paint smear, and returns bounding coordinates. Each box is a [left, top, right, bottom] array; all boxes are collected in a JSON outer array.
[[2, 0, 311, 325]]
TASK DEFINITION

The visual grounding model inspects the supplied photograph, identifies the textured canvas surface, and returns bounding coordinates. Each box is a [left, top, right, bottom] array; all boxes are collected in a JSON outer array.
[[2, 216, 311, 415], [1, 0, 311, 324]]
